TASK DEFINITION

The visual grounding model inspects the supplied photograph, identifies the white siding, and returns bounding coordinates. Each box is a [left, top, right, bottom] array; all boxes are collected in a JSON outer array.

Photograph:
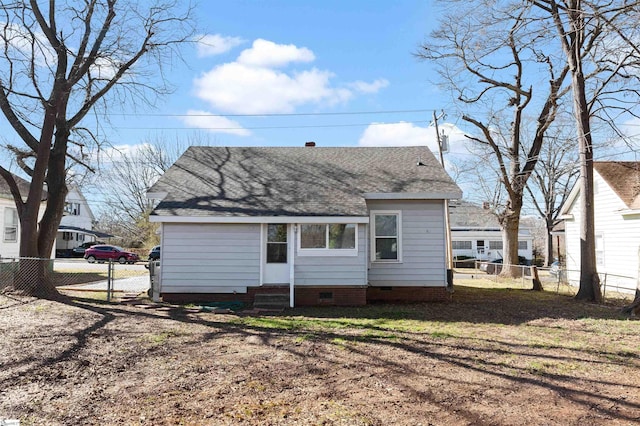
[[294, 225, 367, 286], [367, 200, 446, 287], [0, 200, 19, 258], [564, 172, 640, 292], [161, 223, 261, 293]]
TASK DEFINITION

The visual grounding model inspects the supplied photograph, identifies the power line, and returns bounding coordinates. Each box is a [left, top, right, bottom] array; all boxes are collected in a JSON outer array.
[[117, 120, 431, 131], [111, 108, 439, 118]]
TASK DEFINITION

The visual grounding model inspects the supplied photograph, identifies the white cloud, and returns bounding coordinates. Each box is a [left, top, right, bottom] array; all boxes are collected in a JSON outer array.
[[194, 62, 352, 114], [237, 39, 315, 68], [180, 110, 251, 136], [192, 38, 386, 114], [358, 121, 469, 154], [348, 78, 389, 94], [196, 34, 244, 57], [0, 22, 55, 66]]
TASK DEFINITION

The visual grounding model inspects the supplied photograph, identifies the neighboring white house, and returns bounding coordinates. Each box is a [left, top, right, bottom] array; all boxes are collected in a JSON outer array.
[[55, 185, 112, 256], [0, 174, 47, 258], [448, 200, 534, 264], [560, 161, 640, 294], [148, 145, 463, 306]]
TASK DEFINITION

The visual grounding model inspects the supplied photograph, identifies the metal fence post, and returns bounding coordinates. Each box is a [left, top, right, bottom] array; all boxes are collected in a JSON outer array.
[[107, 260, 112, 302]]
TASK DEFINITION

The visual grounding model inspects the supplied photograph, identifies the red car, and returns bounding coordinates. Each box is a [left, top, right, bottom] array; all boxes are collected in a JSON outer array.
[[84, 245, 140, 264]]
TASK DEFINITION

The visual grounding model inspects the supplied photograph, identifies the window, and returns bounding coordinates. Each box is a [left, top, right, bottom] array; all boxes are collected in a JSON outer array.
[[452, 240, 472, 250], [518, 241, 528, 250], [372, 212, 400, 261], [595, 234, 604, 267], [299, 224, 357, 253], [476, 240, 485, 254], [267, 224, 287, 263], [3, 208, 18, 242], [64, 202, 81, 216], [489, 240, 503, 250]]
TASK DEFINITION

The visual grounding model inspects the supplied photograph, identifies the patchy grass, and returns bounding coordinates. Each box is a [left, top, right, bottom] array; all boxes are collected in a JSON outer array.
[[0, 283, 639, 425]]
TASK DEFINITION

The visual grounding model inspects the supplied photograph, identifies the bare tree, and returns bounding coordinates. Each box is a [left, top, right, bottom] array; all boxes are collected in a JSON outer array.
[[418, 2, 570, 277], [525, 119, 579, 266], [528, 0, 640, 302], [0, 1, 195, 297], [92, 134, 214, 246]]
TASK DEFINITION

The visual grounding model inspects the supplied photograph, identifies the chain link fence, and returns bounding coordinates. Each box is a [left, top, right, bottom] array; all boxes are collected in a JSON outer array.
[[0, 257, 151, 299], [468, 260, 637, 300]]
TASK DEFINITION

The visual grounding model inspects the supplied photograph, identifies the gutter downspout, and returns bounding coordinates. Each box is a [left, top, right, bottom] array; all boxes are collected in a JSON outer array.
[[289, 224, 296, 308]]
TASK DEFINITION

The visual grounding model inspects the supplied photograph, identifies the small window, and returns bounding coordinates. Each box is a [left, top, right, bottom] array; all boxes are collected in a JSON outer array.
[[595, 234, 604, 267], [452, 240, 472, 250], [372, 212, 400, 261], [518, 241, 528, 250], [3, 208, 18, 243], [267, 224, 287, 263], [489, 241, 503, 250]]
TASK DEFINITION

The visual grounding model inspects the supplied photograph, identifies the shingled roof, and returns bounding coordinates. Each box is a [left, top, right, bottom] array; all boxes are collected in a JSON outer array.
[[594, 162, 640, 209], [150, 146, 462, 217], [0, 174, 46, 201]]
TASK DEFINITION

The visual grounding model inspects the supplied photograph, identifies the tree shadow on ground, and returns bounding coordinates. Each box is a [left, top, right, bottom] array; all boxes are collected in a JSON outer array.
[[2, 289, 639, 424]]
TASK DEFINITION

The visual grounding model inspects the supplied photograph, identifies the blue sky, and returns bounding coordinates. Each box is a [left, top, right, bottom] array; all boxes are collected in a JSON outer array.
[[109, 0, 469, 154]]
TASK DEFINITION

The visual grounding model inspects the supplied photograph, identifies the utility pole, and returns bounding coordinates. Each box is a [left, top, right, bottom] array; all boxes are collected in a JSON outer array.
[[433, 110, 454, 290]]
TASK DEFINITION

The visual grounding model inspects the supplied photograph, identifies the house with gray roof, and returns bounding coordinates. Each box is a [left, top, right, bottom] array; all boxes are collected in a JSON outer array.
[[448, 200, 533, 266], [560, 161, 640, 294], [148, 145, 462, 306]]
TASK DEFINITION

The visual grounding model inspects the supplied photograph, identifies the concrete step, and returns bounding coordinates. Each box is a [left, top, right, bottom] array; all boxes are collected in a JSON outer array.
[[253, 293, 290, 309]]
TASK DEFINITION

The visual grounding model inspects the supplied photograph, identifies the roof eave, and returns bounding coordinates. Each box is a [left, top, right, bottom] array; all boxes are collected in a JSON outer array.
[[149, 215, 370, 224], [364, 191, 462, 200]]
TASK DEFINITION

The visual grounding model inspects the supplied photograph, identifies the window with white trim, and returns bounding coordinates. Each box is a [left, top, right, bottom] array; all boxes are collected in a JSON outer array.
[[372, 212, 401, 261], [489, 240, 503, 250], [299, 224, 357, 254], [518, 241, 528, 250], [452, 240, 472, 250], [595, 234, 604, 267], [3, 207, 18, 242]]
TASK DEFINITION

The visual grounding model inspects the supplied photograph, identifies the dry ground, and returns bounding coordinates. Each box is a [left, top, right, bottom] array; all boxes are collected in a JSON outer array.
[[1, 281, 639, 425]]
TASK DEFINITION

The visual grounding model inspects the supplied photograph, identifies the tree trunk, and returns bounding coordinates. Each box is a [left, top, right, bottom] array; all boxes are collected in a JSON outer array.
[[571, 66, 602, 303], [545, 215, 554, 267], [499, 204, 522, 278]]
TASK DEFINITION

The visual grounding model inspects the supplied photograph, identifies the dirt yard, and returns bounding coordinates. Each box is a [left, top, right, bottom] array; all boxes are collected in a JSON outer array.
[[1, 283, 639, 425]]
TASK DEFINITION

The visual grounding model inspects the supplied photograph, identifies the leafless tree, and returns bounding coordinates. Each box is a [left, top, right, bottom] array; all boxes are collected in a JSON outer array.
[[418, 1, 570, 277], [0, 1, 195, 297], [91, 134, 214, 246], [525, 118, 579, 266], [528, 0, 640, 302]]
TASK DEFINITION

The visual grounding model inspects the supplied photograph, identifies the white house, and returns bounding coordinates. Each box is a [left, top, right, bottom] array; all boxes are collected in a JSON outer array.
[[561, 161, 640, 294], [55, 185, 100, 254], [0, 174, 47, 258], [148, 145, 463, 306], [448, 200, 534, 264]]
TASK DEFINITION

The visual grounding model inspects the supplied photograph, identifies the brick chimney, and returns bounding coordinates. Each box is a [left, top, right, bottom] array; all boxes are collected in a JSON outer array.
[[305, 141, 316, 147]]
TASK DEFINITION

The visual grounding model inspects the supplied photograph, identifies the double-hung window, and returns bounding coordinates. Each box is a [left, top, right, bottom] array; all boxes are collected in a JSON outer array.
[[298, 223, 357, 256], [4, 207, 18, 243], [371, 211, 401, 262]]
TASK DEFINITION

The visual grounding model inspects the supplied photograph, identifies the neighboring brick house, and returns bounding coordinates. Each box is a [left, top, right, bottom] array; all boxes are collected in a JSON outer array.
[[148, 145, 462, 306]]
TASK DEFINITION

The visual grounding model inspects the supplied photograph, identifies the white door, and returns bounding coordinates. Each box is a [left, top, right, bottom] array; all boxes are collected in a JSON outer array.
[[264, 224, 289, 284]]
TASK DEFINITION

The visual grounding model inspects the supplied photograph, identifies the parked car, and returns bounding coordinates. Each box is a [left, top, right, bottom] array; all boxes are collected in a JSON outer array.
[[148, 245, 160, 261], [72, 241, 104, 257], [84, 245, 140, 264]]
